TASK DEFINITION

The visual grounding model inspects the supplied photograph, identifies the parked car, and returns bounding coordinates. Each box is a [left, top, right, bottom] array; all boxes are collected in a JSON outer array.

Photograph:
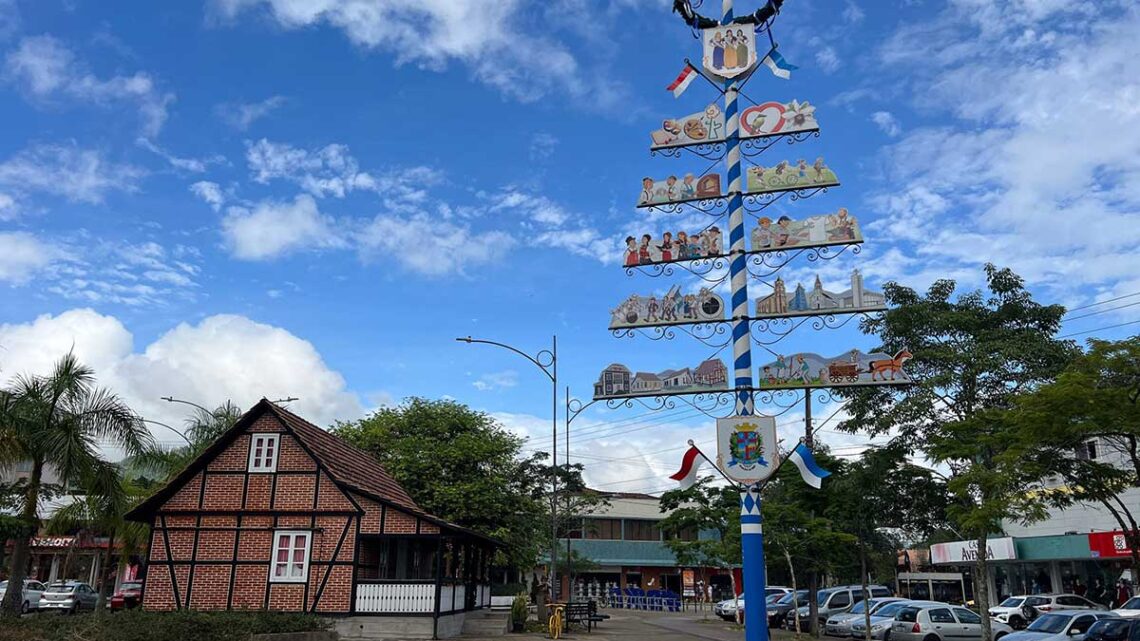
[[39, 581, 99, 614], [769, 590, 811, 627], [0, 579, 47, 613], [109, 582, 144, 611], [715, 595, 745, 621], [786, 585, 895, 632], [1110, 597, 1140, 618], [826, 598, 907, 637], [891, 604, 1013, 641], [852, 601, 944, 641], [1085, 617, 1140, 641], [1003, 611, 1117, 641], [992, 595, 1108, 628]]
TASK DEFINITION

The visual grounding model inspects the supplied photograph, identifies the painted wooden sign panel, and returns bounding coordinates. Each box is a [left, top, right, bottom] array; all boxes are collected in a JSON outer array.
[[750, 209, 861, 251], [754, 270, 886, 319], [593, 359, 730, 399], [717, 416, 779, 484], [739, 100, 818, 140], [745, 157, 838, 195], [756, 349, 912, 389], [701, 25, 758, 80], [638, 174, 722, 207], [650, 104, 726, 148], [611, 286, 725, 329], [623, 227, 724, 267]]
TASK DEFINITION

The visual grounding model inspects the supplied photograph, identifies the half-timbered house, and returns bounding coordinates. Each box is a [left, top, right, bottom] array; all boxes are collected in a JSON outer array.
[[126, 399, 499, 638]]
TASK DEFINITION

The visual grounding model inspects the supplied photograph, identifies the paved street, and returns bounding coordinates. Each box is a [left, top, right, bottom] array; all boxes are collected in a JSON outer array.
[[479, 610, 804, 641]]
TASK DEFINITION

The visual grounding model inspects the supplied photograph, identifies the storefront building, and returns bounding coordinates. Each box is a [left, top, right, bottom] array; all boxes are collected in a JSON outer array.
[[554, 491, 733, 602]]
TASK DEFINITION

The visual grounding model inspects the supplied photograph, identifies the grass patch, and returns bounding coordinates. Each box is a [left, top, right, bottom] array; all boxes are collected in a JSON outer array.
[[0, 610, 330, 641]]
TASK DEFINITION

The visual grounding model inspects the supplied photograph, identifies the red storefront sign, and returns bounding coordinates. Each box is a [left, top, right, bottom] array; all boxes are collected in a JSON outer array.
[[1088, 531, 1136, 558]]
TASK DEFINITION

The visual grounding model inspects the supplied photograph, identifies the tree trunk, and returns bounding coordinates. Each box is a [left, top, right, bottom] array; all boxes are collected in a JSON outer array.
[[809, 571, 821, 638], [784, 546, 802, 637], [1, 460, 42, 617], [975, 532, 993, 641], [94, 531, 115, 615], [861, 543, 871, 641]]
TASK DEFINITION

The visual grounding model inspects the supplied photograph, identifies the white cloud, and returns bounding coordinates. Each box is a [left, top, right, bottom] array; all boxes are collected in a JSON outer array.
[[815, 46, 840, 74], [216, 95, 287, 130], [0, 232, 59, 283], [0, 192, 16, 220], [357, 213, 514, 277], [245, 138, 434, 201], [843, 1, 865, 24], [190, 181, 226, 211], [209, 0, 625, 107], [136, 138, 225, 173], [870, 110, 901, 137], [0, 143, 144, 204], [43, 239, 202, 307], [529, 133, 559, 161], [867, 3, 1140, 301], [471, 369, 518, 391], [4, 35, 174, 136], [0, 309, 364, 430], [222, 193, 344, 260]]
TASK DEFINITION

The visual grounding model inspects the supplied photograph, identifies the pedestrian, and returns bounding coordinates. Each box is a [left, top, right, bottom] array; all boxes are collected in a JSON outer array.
[[1117, 580, 1132, 608]]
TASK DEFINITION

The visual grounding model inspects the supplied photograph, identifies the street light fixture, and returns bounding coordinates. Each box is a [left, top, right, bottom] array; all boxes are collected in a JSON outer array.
[[140, 418, 193, 448], [456, 335, 560, 601]]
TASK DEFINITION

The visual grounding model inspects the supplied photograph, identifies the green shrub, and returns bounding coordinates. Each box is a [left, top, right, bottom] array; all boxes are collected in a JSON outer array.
[[0, 610, 330, 641], [510, 593, 529, 626]]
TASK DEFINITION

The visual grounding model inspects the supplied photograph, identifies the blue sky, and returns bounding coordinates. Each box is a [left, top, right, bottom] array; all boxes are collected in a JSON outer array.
[[2, 0, 1139, 492]]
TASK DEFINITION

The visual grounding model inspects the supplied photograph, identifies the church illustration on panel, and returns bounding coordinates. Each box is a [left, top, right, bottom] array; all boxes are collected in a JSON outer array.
[[754, 269, 885, 318]]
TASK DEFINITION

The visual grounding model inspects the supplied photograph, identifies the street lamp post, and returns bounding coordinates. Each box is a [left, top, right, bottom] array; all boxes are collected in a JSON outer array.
[[456, 336, 560, 600], [141, 418, 193, 448]]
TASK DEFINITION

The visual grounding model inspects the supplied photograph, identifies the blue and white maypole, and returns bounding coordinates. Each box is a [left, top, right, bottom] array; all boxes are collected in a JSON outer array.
[[720, 2, 767, 640]]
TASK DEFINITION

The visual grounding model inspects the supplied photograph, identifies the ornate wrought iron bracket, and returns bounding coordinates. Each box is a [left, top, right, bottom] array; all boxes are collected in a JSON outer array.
[[644, 197, 727, 216], [740, 130, 820, 159], [626, 255, 729, 284], [652, 142, 727, 162]]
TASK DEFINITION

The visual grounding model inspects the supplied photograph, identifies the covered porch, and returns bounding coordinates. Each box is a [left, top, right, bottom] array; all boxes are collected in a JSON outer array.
[[353, 532, 495, 616]]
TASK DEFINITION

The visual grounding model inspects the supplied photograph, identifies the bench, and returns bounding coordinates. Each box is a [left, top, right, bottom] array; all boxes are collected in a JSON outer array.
[[564, 600, 610, 632]]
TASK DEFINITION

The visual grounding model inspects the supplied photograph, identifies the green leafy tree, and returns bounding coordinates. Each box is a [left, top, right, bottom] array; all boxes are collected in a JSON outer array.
[[126, 401, 243, 485], [0, 353, 151, 617], [841, 265, 1076, 641], [827, 447, 949, 640], [659, 477, 742, 570], [1012, 337, 1140, 585], [333, 397, 553, 571]]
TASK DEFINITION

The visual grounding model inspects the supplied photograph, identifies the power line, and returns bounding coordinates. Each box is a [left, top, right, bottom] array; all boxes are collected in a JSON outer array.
[[1064, 300, 1140, 323], [1059, 319, 1140, 339], [1064, 291, 1140, 314]]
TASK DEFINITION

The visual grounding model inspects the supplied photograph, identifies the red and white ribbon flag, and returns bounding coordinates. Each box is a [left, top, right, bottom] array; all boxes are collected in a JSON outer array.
[[670, 445, 705, 489], [666, 64, 698, 98]]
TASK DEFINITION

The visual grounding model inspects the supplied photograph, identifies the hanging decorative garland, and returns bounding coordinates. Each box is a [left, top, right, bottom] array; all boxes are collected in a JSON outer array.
[[672, 0, 785, 28]]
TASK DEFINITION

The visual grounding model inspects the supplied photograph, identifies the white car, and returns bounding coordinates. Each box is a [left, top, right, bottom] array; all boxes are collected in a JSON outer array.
[[826, 598, 907, 637], [0, 578, 47, 613], [991, 595, 1106, 628], [1110, 596, 1140, 618]]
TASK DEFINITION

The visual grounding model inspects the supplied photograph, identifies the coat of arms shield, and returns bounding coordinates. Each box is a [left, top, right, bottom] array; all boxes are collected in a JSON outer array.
[[701, 25, 758, 81], [716, 416, 778, 483]]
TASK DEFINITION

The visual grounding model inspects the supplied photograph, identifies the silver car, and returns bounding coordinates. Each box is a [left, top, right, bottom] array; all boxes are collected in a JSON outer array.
[[39, 581, 99, 614], [1002, 611, 1116, 641], [829, 599, 909, 637], [852, 601, 944, 641], [890, 604, 1014, 641]]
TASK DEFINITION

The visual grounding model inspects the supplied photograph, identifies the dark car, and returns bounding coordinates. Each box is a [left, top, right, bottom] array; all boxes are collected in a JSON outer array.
[[110, 582, 143, 611], [769, 590, 810, 627], [1084, 617, 1134, 641]]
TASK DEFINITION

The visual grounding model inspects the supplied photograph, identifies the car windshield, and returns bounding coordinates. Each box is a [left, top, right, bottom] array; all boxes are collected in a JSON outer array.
[[1026, 596, 1050, 607], [1121, 597, 1140, 610], [849, 600, 870, 614], [1027, 614, 1071, 634], [1000, 598, 1024, 607], [818, 591, 835, 606], [779, 591, 809, 605], [874, 602, 908, 618], [47, 583, 75, 592]]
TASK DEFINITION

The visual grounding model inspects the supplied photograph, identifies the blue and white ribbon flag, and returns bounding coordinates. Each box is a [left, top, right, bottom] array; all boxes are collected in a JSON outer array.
[[788, 442, 831, 489], [761, 47, 797, 80]]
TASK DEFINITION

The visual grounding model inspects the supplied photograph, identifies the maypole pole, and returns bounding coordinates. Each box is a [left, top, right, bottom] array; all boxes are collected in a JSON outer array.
[[719, 1, 768, 639]]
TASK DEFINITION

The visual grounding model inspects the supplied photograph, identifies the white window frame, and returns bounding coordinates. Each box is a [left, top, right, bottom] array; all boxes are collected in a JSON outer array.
[[270, 530, 311, 583], [248, 434, 280, 473]]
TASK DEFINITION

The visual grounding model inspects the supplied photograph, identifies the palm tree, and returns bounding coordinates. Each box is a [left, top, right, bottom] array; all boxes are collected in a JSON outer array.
[[125, 400, 243, 485], [0, 353, 150, 617], [44, 466, 151, 613]]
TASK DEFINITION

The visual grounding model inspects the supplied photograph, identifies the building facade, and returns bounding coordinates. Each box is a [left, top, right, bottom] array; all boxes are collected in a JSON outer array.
[[125, 400, 497, 636], [557, 491, 732, 602]]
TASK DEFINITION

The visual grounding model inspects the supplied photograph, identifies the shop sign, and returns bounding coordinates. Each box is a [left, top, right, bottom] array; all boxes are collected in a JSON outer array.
[[1089, 531, 1135, 558], [682, 569, 696, 597], [931, 537, 1016, 564], [31, 536, 76, 548]]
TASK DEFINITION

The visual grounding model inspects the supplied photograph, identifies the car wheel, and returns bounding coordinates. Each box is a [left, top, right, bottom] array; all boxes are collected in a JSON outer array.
[[923, 635, 940, 641], [995, 633, 1006, 641], [21, 601, 29, 614], [1008, 616, 1024, 630], [883, 630, 891, 641]]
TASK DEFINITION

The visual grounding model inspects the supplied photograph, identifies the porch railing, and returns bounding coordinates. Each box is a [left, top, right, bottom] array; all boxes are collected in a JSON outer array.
[[354, 582, 492, 614]]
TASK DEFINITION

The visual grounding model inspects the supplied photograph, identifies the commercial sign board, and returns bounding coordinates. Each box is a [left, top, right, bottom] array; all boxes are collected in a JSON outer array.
[[1089, 531, 1135, 558], [930, 537, 1017, 564]]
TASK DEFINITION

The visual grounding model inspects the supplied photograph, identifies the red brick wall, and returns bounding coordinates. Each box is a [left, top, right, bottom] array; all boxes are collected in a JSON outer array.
[[142, 412, 359, 614]]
